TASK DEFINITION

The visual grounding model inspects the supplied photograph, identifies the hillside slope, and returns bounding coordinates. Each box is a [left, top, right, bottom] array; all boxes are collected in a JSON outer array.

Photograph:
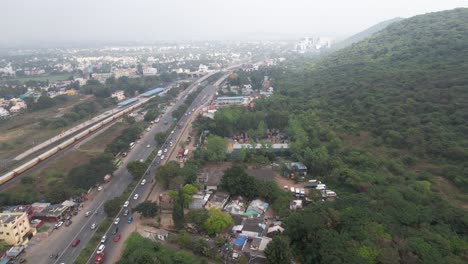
[[332, 17, 403, 50], [279, 8, 468, 188], [258, 8, 468, 264]]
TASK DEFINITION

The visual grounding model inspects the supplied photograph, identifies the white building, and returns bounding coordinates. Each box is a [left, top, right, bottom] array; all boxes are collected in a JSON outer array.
[[111, 90, 126, 102], [0, 107, 10, 118], [198, 64, 209, 72], [143, 67, 158, 76]]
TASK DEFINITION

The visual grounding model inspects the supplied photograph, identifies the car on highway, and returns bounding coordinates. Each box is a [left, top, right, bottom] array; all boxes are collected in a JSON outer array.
[[163, 148, 168, 153], [114, 218, 120, 225], [147, 144, 151, 148], [72, 239, 80, 247], [113, 234, 121, 242], [91, 223, 97, 230], [97, 244, 105, 254], [123, 209, 129, 216], [85, 211, 92, 217], [54, 221, 64, 229], [101, 235, 107, 243], [160, 155, 165, 160], [133, 194, 139, 200], [123, 201, 129, 207], [192, 108, 195, 112], [141, 179, 146, 185]]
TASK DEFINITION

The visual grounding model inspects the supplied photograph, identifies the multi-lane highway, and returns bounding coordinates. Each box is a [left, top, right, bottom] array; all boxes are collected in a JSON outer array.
[[41, 72, 224, 264], [84, 78, 224, 264], [20, 71, 221, 264]]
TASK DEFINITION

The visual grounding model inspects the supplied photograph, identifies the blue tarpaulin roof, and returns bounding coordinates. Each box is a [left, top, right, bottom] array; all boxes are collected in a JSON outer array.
[[217, 96, 244, 100], [141, 88, 165, 97], [234, 235, 247, 247]]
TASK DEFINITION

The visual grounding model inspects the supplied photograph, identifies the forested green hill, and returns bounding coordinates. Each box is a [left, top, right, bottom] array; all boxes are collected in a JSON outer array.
[[332, 17, 403, 51], [277, 8, 468, 188], [251, 8, 468, 264]]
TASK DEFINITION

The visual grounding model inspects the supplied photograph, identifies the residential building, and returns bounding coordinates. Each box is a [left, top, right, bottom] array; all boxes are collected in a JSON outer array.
[[66, 89, 78, 96], [198, 64, 209, 72], [31, 202, 70, 222], [205, 192, 229, 210], [156, 230, 169, 241], [240, 218, 266, 238], [0, 212, 36, 246], [243, 199, 269, 217], [250, 236, 272, 251], [111, 90, 126, 102], [224, 197, 246, 215], [0, 107, 10, 118], [9, 101, 27, 113], [143, 67, 158, 76]]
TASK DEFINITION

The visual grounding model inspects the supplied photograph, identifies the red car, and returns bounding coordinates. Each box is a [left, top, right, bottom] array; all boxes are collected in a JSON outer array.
[[113, 234, 121, 242], [72, 239, 81, 247]]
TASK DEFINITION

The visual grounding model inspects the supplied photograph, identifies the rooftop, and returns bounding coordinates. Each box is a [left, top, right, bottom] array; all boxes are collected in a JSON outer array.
[[117, 98, 138, 107], [284, 162, 307, 171], [141, 87, 165, 97]]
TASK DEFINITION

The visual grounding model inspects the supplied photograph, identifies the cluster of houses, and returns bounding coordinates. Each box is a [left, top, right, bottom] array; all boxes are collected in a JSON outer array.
[[189, 170, 289, 260], [0, 97, 28, 118]]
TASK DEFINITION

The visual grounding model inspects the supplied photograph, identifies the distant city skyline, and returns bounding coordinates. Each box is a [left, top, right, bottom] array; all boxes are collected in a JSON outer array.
[[2, 0, 467, 47]]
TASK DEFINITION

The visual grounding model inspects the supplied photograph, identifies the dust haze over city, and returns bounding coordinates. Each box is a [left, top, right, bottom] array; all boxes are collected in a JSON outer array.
[[1, 0, 466, 46], [1, 1, 468, 264]]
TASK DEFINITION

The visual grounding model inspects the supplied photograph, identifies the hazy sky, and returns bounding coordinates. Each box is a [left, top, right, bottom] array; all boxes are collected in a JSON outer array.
[[2, 0, 467, 45]]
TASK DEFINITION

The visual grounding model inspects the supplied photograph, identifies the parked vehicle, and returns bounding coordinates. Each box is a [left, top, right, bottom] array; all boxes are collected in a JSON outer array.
[[113, 234, 121, 242], [133, 194, 139, 200], [101, 235, 107, 243], [123, 209, 129, 216], [141, 179, 146, 185], [127, 216, 133, 224], [114, 218, 120, 225], [157, 150, 162, 157], [91, 223, 97, 230], [95, 252, 105, 264], [129, 142, 135, 149], [123, 201, 129, 207], [54, 221, 64, 229]]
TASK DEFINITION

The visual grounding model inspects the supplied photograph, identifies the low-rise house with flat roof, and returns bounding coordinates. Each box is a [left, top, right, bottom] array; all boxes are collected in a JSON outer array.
[[205, 192, 229, 210]]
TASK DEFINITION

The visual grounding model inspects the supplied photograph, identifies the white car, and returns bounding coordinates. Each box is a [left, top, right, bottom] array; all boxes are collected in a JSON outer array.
[[97, 244, 105, 254], [146, 128, 151, 132], [91, 223, 97, 230], [97, 186, 102, 191], [114, 218, 120, 225], [160, 155, 165, 160], [134, 194, 139, 200], [101, 235, 107, 243], [141, 179, 146, 185], [54, 221, 64, 229], [163, 148, 168, 153], [139, 159, 144, 163], [123, 201, 129, 207], [171, 130, 174, 134], [147, 144, 151, 148], [157, 150, 162, 156], [85, 211, 92, 217]]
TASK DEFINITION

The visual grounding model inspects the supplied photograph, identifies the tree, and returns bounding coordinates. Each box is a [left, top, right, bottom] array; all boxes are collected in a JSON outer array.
[[133, 201, 159, 217], [172, 189, 185, 229], [204, 135, 227, 162], [179, 161, 199, 184], [220, 165, 258, 200], [127, 161, 147, 178], [204, 208, 233, 236], [265, 236, 293, 264], [168, 184, 198, 208], [155, 161, 180, 189], [104, 197, 124, 217], [186, 209, 209, 232], [154, 131, 168, 146]]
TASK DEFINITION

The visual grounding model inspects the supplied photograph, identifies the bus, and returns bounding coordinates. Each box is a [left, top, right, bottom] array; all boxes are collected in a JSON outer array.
[[114, 159, 122, 168]]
